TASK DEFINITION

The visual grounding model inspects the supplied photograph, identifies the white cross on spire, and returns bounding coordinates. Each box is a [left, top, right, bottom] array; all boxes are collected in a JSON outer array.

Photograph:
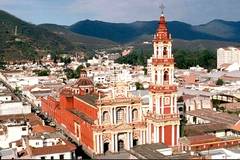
[[159, 3, 165, 15]]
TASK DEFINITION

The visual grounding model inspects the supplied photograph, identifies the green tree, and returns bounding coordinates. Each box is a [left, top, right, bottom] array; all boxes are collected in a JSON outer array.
[[135, 82, 144, 90], [143, 67, 147, 75], [64, 68, 75, 79], [14, 86, 22, 96], [36, 70, 50, 76], [216, 78, 224, 86], [60, 57, 71, 65], [74, 65, 84, 78]]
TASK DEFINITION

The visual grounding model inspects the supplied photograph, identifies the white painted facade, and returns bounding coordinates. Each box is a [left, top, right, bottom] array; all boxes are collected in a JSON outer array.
[[0, 101, 31, 116], [31, 152, 72, 160], [217, 47, 240, 69], [0, 95, 12, 102], [0, 123, 29, 148]]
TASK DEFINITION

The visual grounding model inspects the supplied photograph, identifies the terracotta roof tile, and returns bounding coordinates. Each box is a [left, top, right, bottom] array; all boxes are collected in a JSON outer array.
[[32, 124, 56, 134]]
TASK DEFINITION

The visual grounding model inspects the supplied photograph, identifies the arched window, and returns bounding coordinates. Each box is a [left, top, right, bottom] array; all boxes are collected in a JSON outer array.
[[163, 47, 168, 57], [102, 111, 109, 122], [86, 89, 89, 93], [116, 108, 124, 123], [164, 71, 169, 82], [155, 71, 158, 82], [132, 109, 138, 121]]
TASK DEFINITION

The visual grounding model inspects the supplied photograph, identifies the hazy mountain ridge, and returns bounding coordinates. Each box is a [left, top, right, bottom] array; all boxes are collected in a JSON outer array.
[[0, 10, 117, 60], [1, 9, 240, 61], [69, 19, 240, 43]]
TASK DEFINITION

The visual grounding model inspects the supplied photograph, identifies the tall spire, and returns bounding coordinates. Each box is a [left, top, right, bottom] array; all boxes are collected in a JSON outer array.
[[154, 4, 171, 43]]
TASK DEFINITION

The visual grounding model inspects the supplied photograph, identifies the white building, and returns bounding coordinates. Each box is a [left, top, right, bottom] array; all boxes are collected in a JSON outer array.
[[23, 135, 76, 159], [217, 47, 240, 69], [0, 101, 31, 116], [0, 121, 29, 149], [200, 148, 240, 159]]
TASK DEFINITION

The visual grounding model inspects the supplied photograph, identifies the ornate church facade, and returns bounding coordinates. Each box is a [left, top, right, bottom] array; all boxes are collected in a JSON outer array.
[[41, 12, 179, 157]]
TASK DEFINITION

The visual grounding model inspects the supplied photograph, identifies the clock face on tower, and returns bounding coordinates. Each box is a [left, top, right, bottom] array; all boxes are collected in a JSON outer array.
[[164, 96, 170, 105]]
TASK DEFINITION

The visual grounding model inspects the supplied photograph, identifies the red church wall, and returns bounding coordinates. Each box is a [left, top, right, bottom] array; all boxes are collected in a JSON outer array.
[[60, 95, 73, 110], [164, 107, 171, 114], [41, 95, 95, 150], [164, 125, 172, 146], [73, 97, 97, 120], [80, 121, 93, 148], [41, 96, 59, 119]]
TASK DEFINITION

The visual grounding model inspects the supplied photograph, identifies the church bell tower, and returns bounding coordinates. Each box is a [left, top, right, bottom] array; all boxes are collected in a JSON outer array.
[[146, 6, 180, 146]]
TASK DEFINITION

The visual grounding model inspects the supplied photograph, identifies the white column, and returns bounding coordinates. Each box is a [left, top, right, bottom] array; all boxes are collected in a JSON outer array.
[[114, 108, 117, 124], [169, 69, 172, 85], [156, 96, 160, 114], [157, 70, 161, 84], [160, 46, 163, 57], [154, 44, 157, 58], [154, 126, 157, 143], [174, 95, 178, 114], [96, 135, 100, 154], [114, 134, 118, 152], [156, 126, 159, 143], [100, 134, 103, 154], [126, 106, 129, 123], [170, 45, 172, 57], [177, 125, 180, 145], [149, 94, 153, 112], [111, 134, 115, 152], [162, 126, 165, 143], [161, 96, 164, 114], [127, 132, 130, 150], [147, 123, 151, 143], [130, 132, 133, 148], [161, 69, 164, 85], [170, 95, 173, 114], [99, 109, 102, 125], [143, 131, 146, 144], [151, 67, 155, 83], [172, 125, 175, 146], [139, 130, 142, 145], [159, 69, 162, 85], [129, 106, 132, 123]]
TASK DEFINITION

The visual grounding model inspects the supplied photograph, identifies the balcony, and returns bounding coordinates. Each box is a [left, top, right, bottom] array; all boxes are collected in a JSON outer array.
[[96, 97, 141, 106], [149, 84, 177, 93], [152, 58, 174, 66], [146, 112, 179, 122]]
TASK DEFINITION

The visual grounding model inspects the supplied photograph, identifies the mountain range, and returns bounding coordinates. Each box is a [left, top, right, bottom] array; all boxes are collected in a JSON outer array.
[[69, 19, 240, 44], [0, 10, 240, 60]]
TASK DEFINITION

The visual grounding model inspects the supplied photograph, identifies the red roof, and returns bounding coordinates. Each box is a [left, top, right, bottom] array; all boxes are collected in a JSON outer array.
[[154, 14, 170, 42], [32, 124, 56, 133], [185, 135, 222, 145]]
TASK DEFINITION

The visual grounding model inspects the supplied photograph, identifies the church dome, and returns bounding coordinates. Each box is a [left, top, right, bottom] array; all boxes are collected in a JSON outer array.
[[75, 77, 93, 86]]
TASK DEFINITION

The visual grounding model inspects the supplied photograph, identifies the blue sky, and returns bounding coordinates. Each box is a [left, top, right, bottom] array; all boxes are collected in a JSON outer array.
[[0, 0, 240, 25]]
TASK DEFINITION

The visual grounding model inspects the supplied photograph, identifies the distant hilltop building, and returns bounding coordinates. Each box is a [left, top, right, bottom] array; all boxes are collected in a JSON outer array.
[[217, 47, 240, 70]]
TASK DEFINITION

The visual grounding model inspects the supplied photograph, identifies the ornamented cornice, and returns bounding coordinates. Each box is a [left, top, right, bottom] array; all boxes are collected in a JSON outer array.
[[152, 58, 174, 66], [149, 84, 177, 93]]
